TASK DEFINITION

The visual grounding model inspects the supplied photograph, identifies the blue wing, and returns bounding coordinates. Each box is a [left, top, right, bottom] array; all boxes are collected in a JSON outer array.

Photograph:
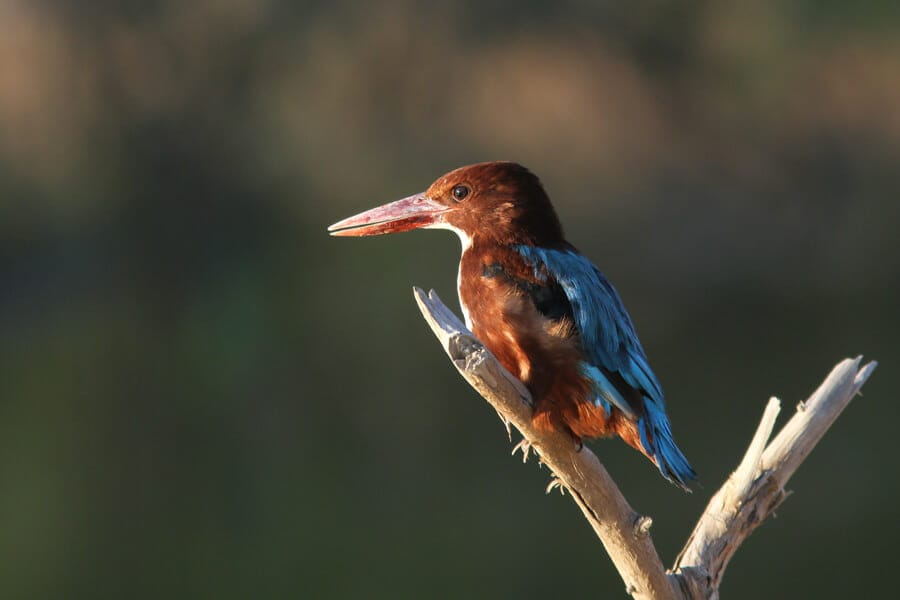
[[515, 245, 696, 489]]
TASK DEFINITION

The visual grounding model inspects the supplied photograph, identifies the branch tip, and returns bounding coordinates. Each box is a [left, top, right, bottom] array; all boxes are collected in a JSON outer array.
[[731, 397, 780, 498], [856, 360, 877, 387]]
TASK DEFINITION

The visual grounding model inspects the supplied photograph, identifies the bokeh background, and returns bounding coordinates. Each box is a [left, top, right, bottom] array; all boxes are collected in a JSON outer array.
[[1, 1, 898, 598]]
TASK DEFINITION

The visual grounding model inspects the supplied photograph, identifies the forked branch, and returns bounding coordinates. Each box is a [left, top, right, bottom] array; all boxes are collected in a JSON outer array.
[[413, 287, 877, 600]]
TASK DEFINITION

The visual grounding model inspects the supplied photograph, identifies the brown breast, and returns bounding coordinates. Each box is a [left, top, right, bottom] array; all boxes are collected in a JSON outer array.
[[457, 244, 619, 438]]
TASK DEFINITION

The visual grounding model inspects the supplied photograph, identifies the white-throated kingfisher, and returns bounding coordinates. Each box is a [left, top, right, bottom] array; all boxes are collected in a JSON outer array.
[[328, 162, 696, 490]]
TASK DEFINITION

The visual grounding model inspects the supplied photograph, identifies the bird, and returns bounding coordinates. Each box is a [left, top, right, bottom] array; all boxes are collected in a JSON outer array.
[[328, 161, 696, 490]]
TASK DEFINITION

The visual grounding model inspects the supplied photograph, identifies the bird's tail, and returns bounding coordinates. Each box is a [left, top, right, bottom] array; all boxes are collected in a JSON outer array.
[[638, 399, 697, 492]]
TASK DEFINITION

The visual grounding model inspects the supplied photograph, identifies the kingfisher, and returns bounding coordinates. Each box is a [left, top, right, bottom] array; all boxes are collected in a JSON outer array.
[[328, 161, 696, 490]]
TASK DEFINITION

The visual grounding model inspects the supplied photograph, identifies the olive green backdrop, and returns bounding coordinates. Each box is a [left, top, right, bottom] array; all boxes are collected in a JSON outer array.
[[1, 1, 897, 598]]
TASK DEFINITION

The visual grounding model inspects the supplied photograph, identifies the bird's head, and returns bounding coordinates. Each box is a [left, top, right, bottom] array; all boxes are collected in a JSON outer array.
[[328, 161, 564, 247]]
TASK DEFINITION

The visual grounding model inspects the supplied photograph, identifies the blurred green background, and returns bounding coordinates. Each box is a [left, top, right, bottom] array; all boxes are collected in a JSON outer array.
[[1, 1, 897, 598]]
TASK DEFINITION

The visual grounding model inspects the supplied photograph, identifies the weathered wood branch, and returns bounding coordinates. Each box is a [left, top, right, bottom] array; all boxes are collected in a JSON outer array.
[[413, 287, 876, 600], [671, 357, 877, 599]]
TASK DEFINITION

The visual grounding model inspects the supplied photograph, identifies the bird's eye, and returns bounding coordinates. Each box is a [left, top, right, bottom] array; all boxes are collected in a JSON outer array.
[[451, 185, 470, 202]]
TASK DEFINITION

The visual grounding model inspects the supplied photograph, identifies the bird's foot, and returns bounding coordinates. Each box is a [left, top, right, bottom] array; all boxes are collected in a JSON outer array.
[[545, 477, 565, 495], [511, 438, 533, 463]]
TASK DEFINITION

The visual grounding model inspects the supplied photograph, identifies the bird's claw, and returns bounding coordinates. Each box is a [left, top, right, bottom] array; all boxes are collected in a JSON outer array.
[[546, 478, 565, 495], [512, 439, 533, 463]]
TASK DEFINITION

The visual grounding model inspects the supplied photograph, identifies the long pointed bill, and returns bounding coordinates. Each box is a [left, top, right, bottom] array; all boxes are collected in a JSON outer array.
[[327, 194, 451, 237]]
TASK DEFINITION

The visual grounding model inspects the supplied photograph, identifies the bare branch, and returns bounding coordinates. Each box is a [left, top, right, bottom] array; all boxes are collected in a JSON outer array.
[[413, 287, 877, 600], [672, 357, 877, 599]]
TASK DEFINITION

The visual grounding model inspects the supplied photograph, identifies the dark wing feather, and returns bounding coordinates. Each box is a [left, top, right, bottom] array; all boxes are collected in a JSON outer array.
[[514, 245, 696, 489], [482, 262, 572, 321]]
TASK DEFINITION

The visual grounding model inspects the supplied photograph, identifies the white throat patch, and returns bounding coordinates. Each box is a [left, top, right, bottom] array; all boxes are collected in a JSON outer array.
[[424, 221, 474, 329]]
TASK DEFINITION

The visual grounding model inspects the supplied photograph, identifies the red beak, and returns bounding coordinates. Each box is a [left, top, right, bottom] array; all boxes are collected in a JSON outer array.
[[328, 194, 451, 237]]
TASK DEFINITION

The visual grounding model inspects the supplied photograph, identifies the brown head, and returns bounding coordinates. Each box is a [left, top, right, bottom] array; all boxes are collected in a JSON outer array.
[[328, 162, 565, 247]]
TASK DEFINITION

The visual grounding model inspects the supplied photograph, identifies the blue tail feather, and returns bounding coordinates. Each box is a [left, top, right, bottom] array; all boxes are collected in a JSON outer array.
[[640, 399, 696, 491]]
